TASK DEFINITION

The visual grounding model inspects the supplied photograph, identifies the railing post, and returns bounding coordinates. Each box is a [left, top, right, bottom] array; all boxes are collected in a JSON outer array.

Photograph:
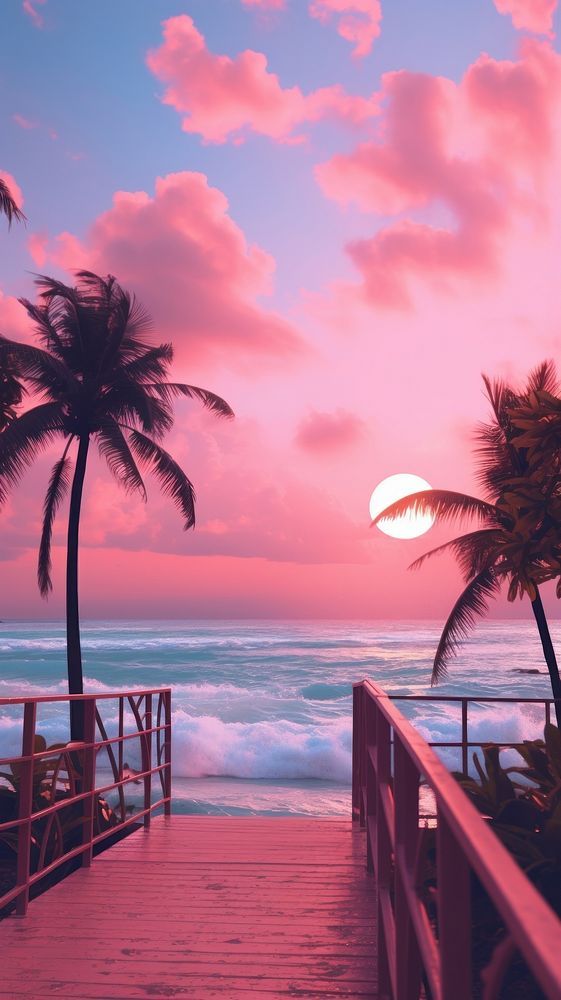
[[437, 811, 472, 1000], [375, 706, 393, 998], [394, 738, 422, 1000], [352, 685, 363, 823], [143, 694, 152, 831], [164, 689, 172, 816], [461, 699, 469, 777], [15, 702, 36, 917], [81, 697, 97, 868], [365, 696, 376, 874]]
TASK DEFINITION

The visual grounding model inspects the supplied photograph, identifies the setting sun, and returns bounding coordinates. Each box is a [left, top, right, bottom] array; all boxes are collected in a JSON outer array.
[[369, 473, 435, 539]]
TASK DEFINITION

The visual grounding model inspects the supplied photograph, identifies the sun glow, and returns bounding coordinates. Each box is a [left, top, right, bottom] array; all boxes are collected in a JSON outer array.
[[370, 474, 434, 540]]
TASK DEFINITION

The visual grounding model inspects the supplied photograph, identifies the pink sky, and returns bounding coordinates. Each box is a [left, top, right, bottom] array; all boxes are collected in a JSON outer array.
[[3, 0, 561, 619]]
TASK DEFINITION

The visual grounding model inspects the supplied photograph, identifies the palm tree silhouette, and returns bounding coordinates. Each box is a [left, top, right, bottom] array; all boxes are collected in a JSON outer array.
[[373, 362, 561, 727], [0, 271, 233, 737], [0, 371, 25, 432], [0, 176, 26, 429], [0, 177, 26, 228]]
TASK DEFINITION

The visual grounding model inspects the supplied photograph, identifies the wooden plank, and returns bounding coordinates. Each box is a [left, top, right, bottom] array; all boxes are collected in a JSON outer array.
[[2, 815, 378, 999]]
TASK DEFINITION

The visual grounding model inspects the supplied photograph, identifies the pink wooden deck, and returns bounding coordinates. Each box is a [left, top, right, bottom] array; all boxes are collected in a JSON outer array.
[[1, 815, 378, 999]]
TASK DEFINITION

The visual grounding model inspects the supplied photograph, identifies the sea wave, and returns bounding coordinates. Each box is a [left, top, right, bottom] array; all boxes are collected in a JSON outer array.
[[170, 710, 352, 781]]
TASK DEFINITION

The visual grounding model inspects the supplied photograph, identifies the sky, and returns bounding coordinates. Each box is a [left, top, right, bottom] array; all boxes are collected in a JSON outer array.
[[2, 0, 561, 619]]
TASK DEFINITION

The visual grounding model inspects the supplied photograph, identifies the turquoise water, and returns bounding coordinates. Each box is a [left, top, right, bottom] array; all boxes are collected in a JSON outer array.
[[0, 619, 555, 814]]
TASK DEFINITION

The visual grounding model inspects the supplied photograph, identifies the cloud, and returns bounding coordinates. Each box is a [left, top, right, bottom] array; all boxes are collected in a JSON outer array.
[[28, 232, 48, 267], [12, 114, 37, 130], [75, 416, 369, 565], [146, 14, 378, 143], [0, 170, 24, 212], [493, 0, 557, 35], [22, 0, 46, 28], [309, 0, 382, 57], [38, 170, 305, 369], [316, 40, 561, 307], [295, 409, 366, 452], [0, 288, 33, 343]]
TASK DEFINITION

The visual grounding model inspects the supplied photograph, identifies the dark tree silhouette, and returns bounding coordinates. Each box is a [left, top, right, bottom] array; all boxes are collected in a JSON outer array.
[[0, 272, 233, 737], [373, 362, 561, 726], [0, 370, 25, 432], [0, 176, 26, 428], [0, 177, 26, 228]]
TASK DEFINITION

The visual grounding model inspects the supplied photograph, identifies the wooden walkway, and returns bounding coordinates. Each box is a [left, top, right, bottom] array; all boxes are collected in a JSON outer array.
[[2, 816, 378, 999]]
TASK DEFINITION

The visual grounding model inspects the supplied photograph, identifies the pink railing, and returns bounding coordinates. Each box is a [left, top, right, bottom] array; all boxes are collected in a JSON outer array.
[[352, 680, 561, 1000], [389, 692, 557, 776], [0, 688, 172, 917]]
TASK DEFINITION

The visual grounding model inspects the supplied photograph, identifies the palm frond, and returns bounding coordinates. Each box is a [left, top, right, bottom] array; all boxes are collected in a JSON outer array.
[[97, 419, 146, 499], [432, 568, 502, 684], [0, 371, 26, 432], [150, 382, 234, 419], [0, 178, 26, 227], [0, 401, 65, 504], [38, 444, 72, 597], [123, 346, 173, 384], [373, 490, 499, 528], [0, 335, 77, 399], [526, 359, 559, 396], [474, 374, 522, 497], [127, 428, 195, 528], [102, 380, 174, 436], [18, 298, 72, 362], [409, 528, 503, 581]]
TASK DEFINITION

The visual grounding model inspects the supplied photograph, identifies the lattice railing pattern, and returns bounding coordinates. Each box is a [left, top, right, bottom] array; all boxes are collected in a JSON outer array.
[[0, 688, 171, 916]]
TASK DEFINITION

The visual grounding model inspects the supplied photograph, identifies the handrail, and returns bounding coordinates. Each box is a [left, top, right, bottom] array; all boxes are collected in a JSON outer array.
[[0, 688, 172, 917], [352, 680, 561, 1000], [387, 693, 556, 775]]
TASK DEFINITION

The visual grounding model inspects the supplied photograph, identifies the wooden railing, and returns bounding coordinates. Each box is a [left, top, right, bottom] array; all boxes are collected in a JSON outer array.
[[352, 680, 561, 1000], [390, 692, 557, 776], [0, 688, 172, 917]]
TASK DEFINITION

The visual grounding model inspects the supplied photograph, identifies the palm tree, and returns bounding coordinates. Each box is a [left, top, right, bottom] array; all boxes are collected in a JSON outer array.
[[372, 362, 561, 727], [0, 271, 233, 738], [0, 177, 26, 228], [0, 370, 25, 431], [0, 176, 26, 428]]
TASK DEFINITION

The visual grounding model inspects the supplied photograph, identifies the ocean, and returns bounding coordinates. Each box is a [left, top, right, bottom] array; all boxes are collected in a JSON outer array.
[[0, 618, 556, 816]]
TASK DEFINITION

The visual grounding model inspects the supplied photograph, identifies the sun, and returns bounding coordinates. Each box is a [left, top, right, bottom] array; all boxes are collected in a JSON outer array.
[[369, 473, 435, 539]]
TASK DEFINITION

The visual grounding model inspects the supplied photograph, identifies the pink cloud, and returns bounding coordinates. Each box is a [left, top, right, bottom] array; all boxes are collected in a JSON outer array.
[[28, 231, 48, 267], [493, 0, 557, 35], [316, 41, 561, 307], [0, 411, 369, 570], [0, 287, 34, 346], [309, 0, 382, 57], [295, 409, 365, 452], [39, 170, 305, 368], [22, 0, 46, 28], [146, 14, 377, 143], [0, 170, 24, 211], [12, 114, 37, 130]]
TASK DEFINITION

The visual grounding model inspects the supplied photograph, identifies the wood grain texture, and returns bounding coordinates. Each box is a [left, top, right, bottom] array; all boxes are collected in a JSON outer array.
[[2, 815, 379, 999]]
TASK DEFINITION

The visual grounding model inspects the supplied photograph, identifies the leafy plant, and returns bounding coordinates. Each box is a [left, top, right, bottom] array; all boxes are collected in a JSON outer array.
[[0, 734, 117, 869], [454, 723, 561, 911]]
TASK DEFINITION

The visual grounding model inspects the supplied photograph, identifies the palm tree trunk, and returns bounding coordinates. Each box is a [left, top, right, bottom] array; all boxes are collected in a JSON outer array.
[[531, 589, 561, 728], [67, 434, 89, 740]]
